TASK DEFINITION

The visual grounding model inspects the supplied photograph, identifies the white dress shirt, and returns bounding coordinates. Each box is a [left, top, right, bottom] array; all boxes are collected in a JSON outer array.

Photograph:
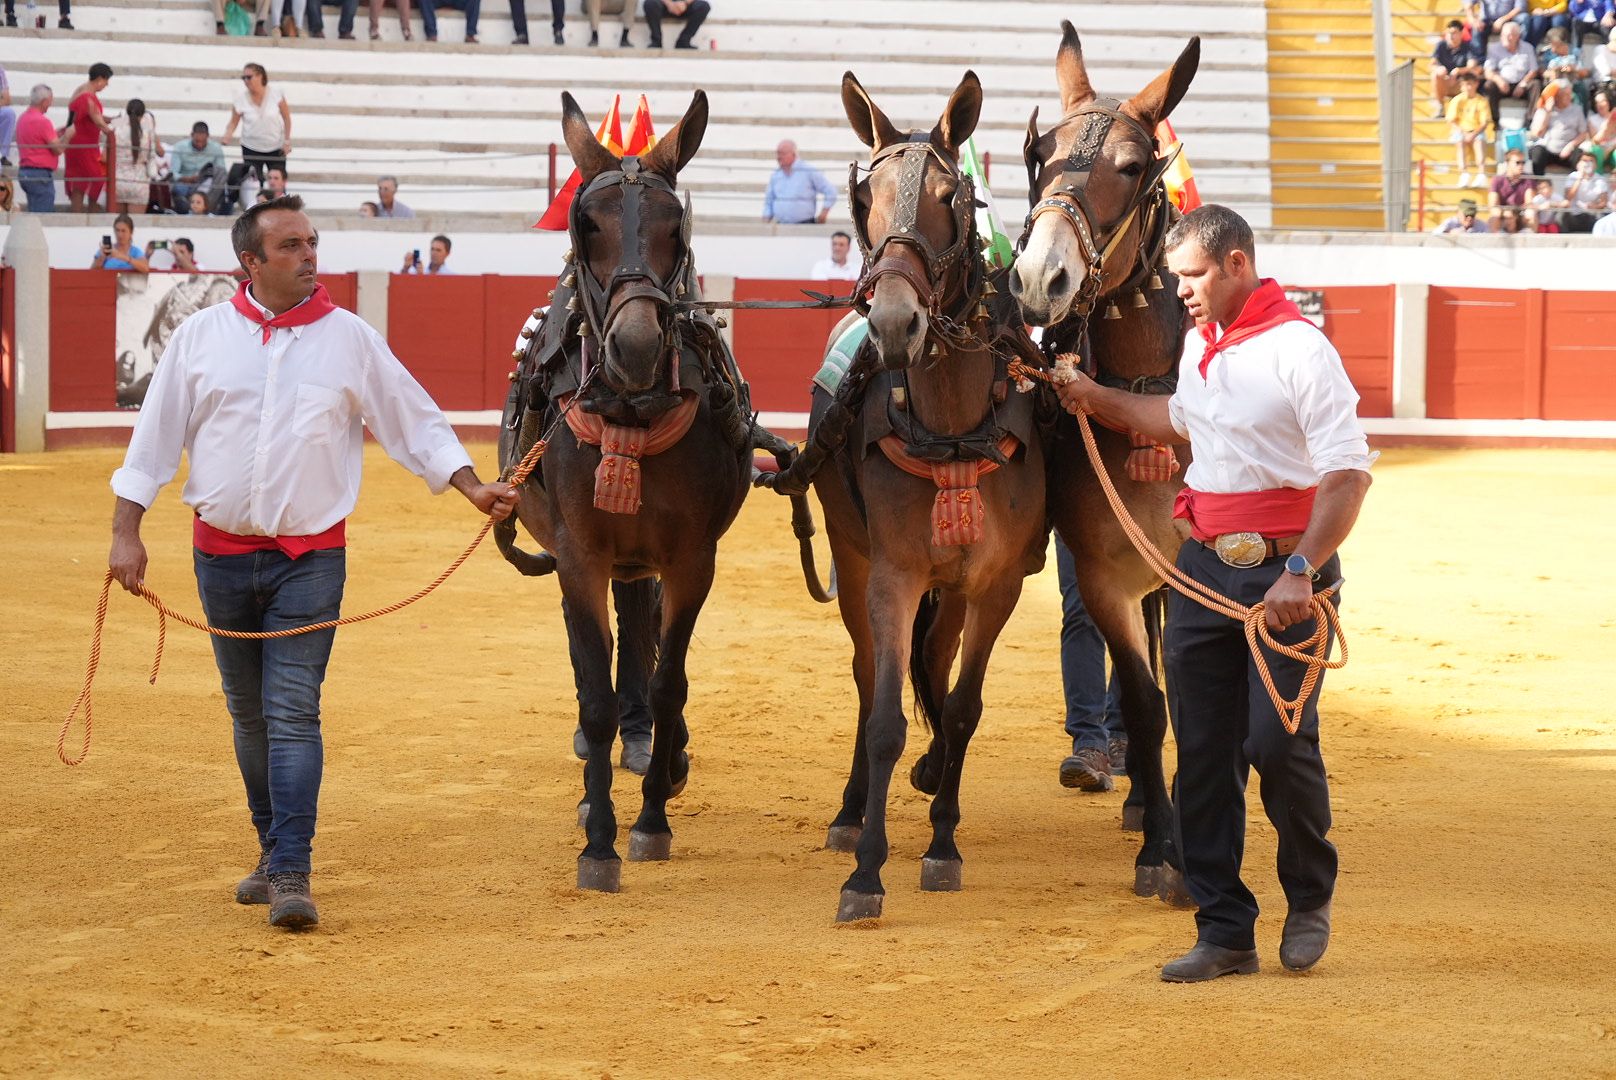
[[112, 290, 474, 536], [810, 257, 862, 281], [1167, 320, 1376, 494]]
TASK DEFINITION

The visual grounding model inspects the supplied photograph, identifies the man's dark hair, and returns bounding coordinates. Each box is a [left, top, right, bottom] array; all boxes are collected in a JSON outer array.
[[192, 121, 209, 134], [1445, 18, 1464, 31], [830, 230, 851, 242], [1458, 70, 1481, 85], [1164, 203, 1255, 266], [174, 237, 195, 255], [232, 194, 306, 263], [89, 63, 114, 81], [268, 165, 288, 180], [432, 234, 452, 254]]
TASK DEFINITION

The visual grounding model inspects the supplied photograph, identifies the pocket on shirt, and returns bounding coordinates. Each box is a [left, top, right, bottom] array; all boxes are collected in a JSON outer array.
[[292, 383, 347, 446]]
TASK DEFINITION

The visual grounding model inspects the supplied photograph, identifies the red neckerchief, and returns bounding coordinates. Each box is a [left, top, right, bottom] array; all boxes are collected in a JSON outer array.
[[1197, 278, 1311, 380], [231, 280, 337, 344]]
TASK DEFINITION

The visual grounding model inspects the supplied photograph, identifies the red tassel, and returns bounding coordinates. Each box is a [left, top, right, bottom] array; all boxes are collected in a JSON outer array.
[[1125, 429, 1179, 483], [929, 461, 985, 547], [594, 424, 648, 514]]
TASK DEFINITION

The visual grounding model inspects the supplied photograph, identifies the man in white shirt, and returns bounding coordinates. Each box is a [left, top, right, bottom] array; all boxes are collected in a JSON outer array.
[[108, 196, 517, 930], [1054, 205, 1373, 983], [809, 231, 861, 281]]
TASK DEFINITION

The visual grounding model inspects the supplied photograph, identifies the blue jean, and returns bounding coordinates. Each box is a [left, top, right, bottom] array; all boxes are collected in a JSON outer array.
[[420, 0, 479, 37], [1056, 537, 1121, 751], [18, 166, 56, 212], [194, 547, 346, 874]]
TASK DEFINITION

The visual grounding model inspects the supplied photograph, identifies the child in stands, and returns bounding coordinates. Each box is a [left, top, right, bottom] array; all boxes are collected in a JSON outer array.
[[1449, 72, 1493, 186]]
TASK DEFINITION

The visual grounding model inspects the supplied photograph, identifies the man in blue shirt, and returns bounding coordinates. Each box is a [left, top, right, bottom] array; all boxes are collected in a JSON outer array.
[[763, 140, 836, 225], [169, 121, 227, 213], [1433, 19, 1486, 117]]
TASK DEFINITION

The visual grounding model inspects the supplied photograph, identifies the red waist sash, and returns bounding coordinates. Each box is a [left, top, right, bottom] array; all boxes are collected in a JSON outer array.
[[193, 516, 347, 559], [1172, 486, 1316, 543]]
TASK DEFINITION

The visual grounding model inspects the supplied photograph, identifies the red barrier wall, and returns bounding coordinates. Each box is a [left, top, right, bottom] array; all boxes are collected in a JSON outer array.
[[387, 274, 556, 411], [50, 270, 118, 412], [732, 278, 857, 415], [1426, 287, 1538, 419], [1311, 285, 1395, 418]]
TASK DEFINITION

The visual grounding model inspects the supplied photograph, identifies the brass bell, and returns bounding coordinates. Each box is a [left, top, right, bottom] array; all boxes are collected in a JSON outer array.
[[1148, 271, 1164, 291], [676, 283, 687, 298], [975, 303, 991, 322], [510, 349, 523, 361], [983, 280, 998, 297], [508, 370, 519, 382], [929, 341, 944, 357], [1131, 290, 1150, 309], [562, 272, 576, 288], [578, 322, 592, 337], [546, 291, 554, 301], [520, 327, 534, 339], [715, 316, 728, 328], [1103, 303, 1123, 320], [566, 295, 579, 312], [531, 307, 544, 318], [562, 249, 574, 263]]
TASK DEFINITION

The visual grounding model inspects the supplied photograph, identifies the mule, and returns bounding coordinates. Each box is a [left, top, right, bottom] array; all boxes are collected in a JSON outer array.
[[800, 71, 1049, 922], [496, 90, 756, 892], [1007, 23, 1202, 903]]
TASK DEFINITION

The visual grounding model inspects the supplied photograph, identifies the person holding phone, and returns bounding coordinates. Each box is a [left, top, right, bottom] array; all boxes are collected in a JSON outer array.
[[400, 234, 454, 275], [92, 212, 150, 272]]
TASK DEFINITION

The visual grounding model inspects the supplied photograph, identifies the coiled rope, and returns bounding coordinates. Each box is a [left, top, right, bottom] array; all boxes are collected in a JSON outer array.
[[1010, 356, 1348, 734]]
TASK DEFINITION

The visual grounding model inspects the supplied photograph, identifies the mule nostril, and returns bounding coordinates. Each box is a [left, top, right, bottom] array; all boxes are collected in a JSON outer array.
[[1007, 269, 1025, 298], [906, 311, 922, 341], [1048, 267, 1069, 296]]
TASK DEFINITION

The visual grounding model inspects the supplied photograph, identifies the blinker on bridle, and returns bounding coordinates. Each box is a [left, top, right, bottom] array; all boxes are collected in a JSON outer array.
[[1019, 97, 1181, 314]]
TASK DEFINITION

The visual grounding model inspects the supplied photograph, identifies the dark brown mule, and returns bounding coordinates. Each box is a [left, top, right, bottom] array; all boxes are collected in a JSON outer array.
[[1008, 24, 1201, 903], [806, 72, 1048, 922], [497, 91, 754, 892]]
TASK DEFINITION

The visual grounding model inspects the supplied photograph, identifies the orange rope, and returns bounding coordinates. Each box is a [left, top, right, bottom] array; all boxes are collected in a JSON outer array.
[[57, 437, 551, 767], [1010, 357, 1347, 734]]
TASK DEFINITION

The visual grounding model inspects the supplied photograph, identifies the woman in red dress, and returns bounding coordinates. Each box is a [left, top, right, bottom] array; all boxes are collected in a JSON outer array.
[[64, 62, 114, 213]]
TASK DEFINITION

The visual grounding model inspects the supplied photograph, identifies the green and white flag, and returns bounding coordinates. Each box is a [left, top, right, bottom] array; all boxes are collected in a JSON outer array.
[[959, 135, 1015, 271]]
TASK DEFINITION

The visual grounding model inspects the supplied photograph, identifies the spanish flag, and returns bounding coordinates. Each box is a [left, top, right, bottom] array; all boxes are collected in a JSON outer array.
[[622, 94, 657, 157], [1156, 119, 1201, 213], [535, 95, 625, 230]]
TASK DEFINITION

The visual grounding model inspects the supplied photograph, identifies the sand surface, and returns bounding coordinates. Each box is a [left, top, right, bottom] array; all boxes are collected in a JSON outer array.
[[3, 445, 1613, 1078]]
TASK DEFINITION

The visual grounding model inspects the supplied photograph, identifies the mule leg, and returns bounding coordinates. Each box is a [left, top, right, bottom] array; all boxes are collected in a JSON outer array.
[[909, 589, 967, 797], [920, 579, 1023, 892], [838, 572, 924, 922], [628, 560, 712, 862], [560, 572, 623, 892], [826, 543, 873, 853]]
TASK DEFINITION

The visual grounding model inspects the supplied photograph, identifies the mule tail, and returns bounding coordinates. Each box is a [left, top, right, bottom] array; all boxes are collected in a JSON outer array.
[[1143, 586, 1167, 686], [614, 577, 662, 690], [907, 588, 945, 740], [493, 517, 557, 577], [788, 492, 837, 603]]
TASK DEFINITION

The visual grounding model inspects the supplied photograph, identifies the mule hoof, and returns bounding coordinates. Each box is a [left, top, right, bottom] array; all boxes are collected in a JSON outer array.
[[627, 830, 672, 862], [577, 856, 622, 893], [836, 889, 883, 923], [1156, 864, 1196, 909], [919, 858, 962, 892], [576, 801, 590, 829], [1133, 863, 1161, 898], [824, 825, 862, 853], [1121, 805, 1145, 833], [908, 755, 940, 797]]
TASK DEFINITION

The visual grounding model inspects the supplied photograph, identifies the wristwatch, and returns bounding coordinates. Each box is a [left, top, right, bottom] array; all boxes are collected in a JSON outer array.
[[1284, 553, 1320, 581]]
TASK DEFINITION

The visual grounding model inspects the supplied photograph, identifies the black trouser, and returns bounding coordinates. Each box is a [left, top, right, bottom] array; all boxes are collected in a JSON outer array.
[[1164, 541, 1340, 952], [4, 0, 69, 19], [644, 0, 708, 45], [1529, 143, 1579, 176], [1483, 76, 1541, 127]]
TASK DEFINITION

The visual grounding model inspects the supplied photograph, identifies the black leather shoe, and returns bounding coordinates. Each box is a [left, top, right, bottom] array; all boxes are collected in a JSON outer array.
[[619, 738, 652, 776], [552, 28, 563, 44], [1160, 941, 1260, 983], [1280, 901, 1331, 972], [268, 871, 318, 929], [618, 28, 629, 46], [587, 28, 598, 44]]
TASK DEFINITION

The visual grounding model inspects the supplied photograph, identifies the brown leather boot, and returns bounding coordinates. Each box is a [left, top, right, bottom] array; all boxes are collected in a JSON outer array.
[[235, 848, 272, 905], [1059, 746, 1114, 792], [268, 871, 318, 929], [1160, 941, 1260, 983]]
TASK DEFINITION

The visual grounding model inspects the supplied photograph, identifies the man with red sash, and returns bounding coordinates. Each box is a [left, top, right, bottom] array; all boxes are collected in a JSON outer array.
[[1055, 204, 1374, 982], [108, 196, 519, 930]]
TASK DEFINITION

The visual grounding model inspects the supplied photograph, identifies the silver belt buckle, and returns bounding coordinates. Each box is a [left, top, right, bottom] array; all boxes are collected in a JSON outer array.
[[1213, 531, 1267, 568]]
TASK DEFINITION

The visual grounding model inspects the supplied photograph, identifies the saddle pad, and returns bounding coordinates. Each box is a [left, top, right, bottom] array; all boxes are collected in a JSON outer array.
[[813, 317, 870, 396]]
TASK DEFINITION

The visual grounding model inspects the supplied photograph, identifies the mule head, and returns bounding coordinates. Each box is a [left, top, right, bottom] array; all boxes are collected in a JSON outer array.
[[842, 70, 981, 369], [1009, 23, 1199, 326], [560, 89, 708, 394]]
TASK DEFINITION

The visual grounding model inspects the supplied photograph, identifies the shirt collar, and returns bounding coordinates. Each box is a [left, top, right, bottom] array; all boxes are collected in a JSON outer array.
[[241, 284, 311, 339]]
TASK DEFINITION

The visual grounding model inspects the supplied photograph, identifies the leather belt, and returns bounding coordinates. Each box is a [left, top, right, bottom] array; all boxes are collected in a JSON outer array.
[[1197, 532, 1302, 569]]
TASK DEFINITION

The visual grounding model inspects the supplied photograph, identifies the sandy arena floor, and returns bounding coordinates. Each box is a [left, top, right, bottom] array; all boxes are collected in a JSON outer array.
[[2, 444, 1613, 1078]]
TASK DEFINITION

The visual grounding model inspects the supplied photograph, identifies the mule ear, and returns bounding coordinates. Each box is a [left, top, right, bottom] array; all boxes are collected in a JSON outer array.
[[931, 70, 982, 155], [1023, 105, 1041, 160], [1055, 20, 1096, 114], [560, 92, 619, 183], [642, 89, 709, 179], [1127, 37, 1201, 129], [842, 71, 903, 151]]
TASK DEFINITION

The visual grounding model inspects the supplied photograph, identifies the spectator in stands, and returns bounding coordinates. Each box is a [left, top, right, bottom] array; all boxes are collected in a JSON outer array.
[[505, 0, 530, 43], [1593, 26, 1616, 80], [1448, 72, 1493, 185], [2, 0, 72, 28], [764, 140, 836, 225], [222, 63, 292, 198], [213, 0, 271, 36], [17, 85, 65, 212], [0, 176, 12, 212], [64, 63, 114, 213], [1469, 0, 1527, 52], [1433, 20, 1486, 117], [360, 201, 379, 217], [170, 121, 226, 213], [586, 0, 636, 45], [1570, 0, 1615, 43], [1585, 84, 1616, 168], [1525, 0, 1572, 45], [810, 231, 862, 280], [0, 66, 14, 166], [420, 0, 480, 42], [172, 237, 203, 272], [1529, 78, 1593, 171], [1436, 197, 1490, 231], [1594, 203, 1616, 229], [189, 190, 214, 216], [265, 165, 289, 199], [1485, 21, 1543, 128], [1488, 147, 1534, 224], [1540, 27, 1591, 103], [1526, 175, 1560, 226], [644, 0, 709, 49], [1558, 147, 1610, 225], [376, 175, 415, 218], [93, 213, 150, 272], [403, 235, 455, 274], [113, 99, 160, 215], [1499, 204, 1529, 229]]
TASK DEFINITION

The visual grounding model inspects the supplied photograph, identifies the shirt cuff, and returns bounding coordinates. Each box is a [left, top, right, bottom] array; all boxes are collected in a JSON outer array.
[[1313, 449, 1380, 476], [110, 466, 161, 509], [424, 442, 475, 494]]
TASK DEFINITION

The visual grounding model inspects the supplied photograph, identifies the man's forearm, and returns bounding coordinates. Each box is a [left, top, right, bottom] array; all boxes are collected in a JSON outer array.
[[1295, 469, 1372, 569], [113, 496, 146, 537], [1086, 386, 1186, 445]]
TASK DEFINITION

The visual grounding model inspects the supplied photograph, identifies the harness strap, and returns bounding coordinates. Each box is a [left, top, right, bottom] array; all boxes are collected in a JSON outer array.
[[560, 389, 701, 515], [876, 432, 1019, 547]]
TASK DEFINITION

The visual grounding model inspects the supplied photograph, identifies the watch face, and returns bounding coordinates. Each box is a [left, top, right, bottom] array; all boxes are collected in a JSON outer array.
[[1286, 554, 1310, 576]]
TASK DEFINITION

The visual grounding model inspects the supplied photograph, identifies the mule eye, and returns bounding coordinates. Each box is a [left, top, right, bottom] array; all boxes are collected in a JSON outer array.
[[1118, 161, 1145, 178]]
